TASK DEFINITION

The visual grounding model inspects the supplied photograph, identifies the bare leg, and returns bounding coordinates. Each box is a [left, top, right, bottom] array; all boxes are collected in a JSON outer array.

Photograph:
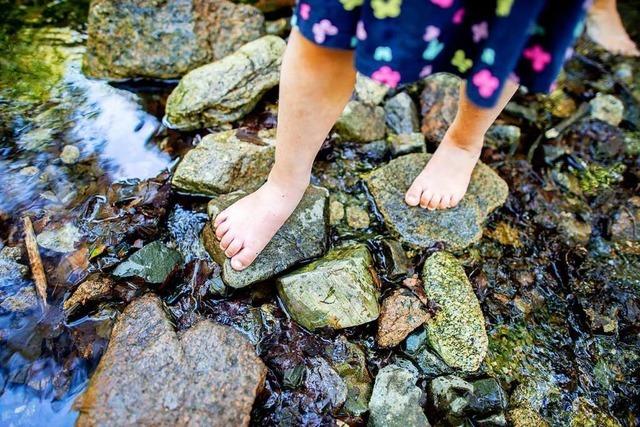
[[587, 0, 639, 56], [405, 79, 518, 210], [214, 29, 356, 270]]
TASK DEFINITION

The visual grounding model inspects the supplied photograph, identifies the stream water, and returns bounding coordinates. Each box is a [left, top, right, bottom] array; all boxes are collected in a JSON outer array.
[[1, 1, 639, 426]]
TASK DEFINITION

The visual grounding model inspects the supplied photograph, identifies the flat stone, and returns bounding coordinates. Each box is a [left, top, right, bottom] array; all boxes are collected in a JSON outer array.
[[63, 274, 116, 314], [421, 252, 488, 371], [364, 153, 508, 250], [203, 186, 329, 288], [164, 35, 285, 129], [36, 222, 83, 253], [75, 294, 267, 426], [368, 363, 430, 427], [377, 288, 430, 348], [420, 73, 460, 145], [389, 133, 426, 156], [335, 100, 386, 143], [83, 0, 264, 80], [276, 243, 380, 330], [113, 241, 183, 284], [171, 129, 275, 196], [385, 92, 420, 134]]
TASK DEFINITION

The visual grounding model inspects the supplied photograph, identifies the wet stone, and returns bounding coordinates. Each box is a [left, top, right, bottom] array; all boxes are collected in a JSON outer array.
[[403, 329, 455, 378], [63, 274, 115, 314], [385, 92, 420, 135], [378, 238, 411, 280], [368, 363, 430, 427], [36, 222, 83, 253], [377, 288, 431, 348], [0, 286, 39, 313], [355, 73, 389, 106], [421, 252, 488, 371], [335, 100, 386, 143], [0, 246, 28, 282], [346, 205, 370, 229], [75, 294, 267, 427], [365, 153, 508, 250], [389, 133, 426, 156], [172, 129, 275, 196], [112, 241, 183, 284], [486, 124, 521, 150], [610, 204, 640, 243], [276, 243, 380, 330], [507, 407, 549, 427], [329, 199, 345, 225], [83, 0, 265, 80], [589, 93, 624, 127], [304, 357, 348, 410], [164, 36, 286, 130], [203, 186, 329, 288], [327, 338, 372, 416], [420, 73, 460, 145], [59, 145, 80, 164]]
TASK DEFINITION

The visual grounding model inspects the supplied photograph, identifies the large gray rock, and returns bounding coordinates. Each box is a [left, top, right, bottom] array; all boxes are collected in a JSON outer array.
[[202, 186, 329, 288], [364, 153, 508, 250], [335, 101, 386, 143], [277, 243, 380, 330], [368, 363, 430, 427], [75, 294, 266, 426], [172, 129, 275, 196], [113, 241, 183, 284], [164, 35, 285, 129], [385, 92, 420, 134], [420, 73, 460, 145], [421, 252, 488, 371], [83, 0, 265, 80]]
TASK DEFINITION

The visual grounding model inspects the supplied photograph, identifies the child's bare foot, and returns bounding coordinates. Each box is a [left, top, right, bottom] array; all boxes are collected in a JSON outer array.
[[587, 4, 640, 56], [404, 131, 482, 210], [213, 173, 308, 271]]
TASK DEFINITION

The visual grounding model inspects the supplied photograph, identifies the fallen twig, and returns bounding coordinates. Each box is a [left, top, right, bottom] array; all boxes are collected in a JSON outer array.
[[22, 216, 48, 309]]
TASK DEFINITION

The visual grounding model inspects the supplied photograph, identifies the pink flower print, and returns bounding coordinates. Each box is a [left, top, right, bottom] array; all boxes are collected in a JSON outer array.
[[471, 21, 488, 43], [452, 8, 465, 24], [356, 20, 367, 40], [419, 65, 433, 78], [371, 66, 401, 88], [472, 69, 500, 98], [300, 3, 311, 20], [523, 44, 551, 72], [423, 25, 440, 42], [431, 0, 454, 8], [508, 72, 520, 84], [312, 19, 338, 44]]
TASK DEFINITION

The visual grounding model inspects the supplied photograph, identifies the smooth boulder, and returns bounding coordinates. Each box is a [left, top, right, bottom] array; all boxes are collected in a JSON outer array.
[[172, 129, 275, 196], [421, 252, 488, 371], [364, 153, 508, 250], [75, 294, 267, 426], [83, 0, 264, 80], [164, 35, 285, 129], [277, 244, 380, 330], [203, 186, 329, 288]]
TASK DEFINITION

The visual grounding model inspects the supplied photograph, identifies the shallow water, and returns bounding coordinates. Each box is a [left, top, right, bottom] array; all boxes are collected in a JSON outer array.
[[1, 1, 639, 426]]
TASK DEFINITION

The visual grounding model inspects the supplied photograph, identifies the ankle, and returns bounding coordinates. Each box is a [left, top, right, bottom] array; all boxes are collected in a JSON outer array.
[[444, 127, 484, 152], [267, 165, 311, 191]]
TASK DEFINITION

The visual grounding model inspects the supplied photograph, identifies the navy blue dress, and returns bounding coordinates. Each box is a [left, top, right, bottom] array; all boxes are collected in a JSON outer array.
[[292, 0, 589, 108]]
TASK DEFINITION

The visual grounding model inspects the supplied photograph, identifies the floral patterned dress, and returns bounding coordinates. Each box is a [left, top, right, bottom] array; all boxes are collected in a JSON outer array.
[[292, 0, 589, 108]]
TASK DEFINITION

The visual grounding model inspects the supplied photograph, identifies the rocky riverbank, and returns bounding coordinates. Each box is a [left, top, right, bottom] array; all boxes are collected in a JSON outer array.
[[1, 0, 639, 426]]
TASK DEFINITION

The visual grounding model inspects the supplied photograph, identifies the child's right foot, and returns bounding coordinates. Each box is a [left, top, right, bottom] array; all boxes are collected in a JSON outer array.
[[587, 5, 640, 56], [213, 174, 308, 271]]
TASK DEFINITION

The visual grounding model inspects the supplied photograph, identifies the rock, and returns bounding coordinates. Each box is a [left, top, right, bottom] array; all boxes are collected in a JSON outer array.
[[329, 199, 345, 225], [36, 222, 83, 253], [385, 92, 420, 134], [421, 252, 488, 371], [276, 243, 380, 330], [328, 338, 372, 416], [589, 93, 624, 126], [378, 239, 411, 280], [403, 329, 455, 378], [304, 357, 348, 409], [335, 101, 386, 143], [365, 153, 508, 250], [203, 186, 329, 288], [610, 205, 640, 243], [557, 212, 591, 245], [63, 274, 116, 314], [60, 145, 80, 164], [164, 36, 285, 130], [83, 0, 264, 80], [430, 375, 474, 418], [368, 363, 430, 427], [112, 241, 183, 284], [486, 125, 521, 150], [235, 0, 295, 12], [75, 294, 267, 426], [171, 129, 275, 196], [346, 205, 370, 229], [429, 376, 506, 424], [570, 397, 621, 427], [0, 246, 28, 281], [377, 289, 430, 348], [0, 286, 39, 313], [468, 378, 507, 415], [264, 17, 290, 36], [420, 73, 460, 145], [507, 407, 549, 427], [487, 222, 522, 248], [389, 133, 426, 156], [355, 73, 389, 106]]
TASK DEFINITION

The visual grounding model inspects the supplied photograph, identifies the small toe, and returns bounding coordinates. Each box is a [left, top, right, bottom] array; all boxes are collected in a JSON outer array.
[[438, 195, 452, 210], [215, 221, 231, 239], [225, 238, 243, 258], [428, 194, 442, 210], [405, 182, 423, 207], [230, 247, 259, 271], [419, 191, 433, 209], [219, 232, 235, 250]]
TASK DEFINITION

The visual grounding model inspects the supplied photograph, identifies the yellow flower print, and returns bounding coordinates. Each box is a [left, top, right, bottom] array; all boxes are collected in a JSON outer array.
[[340, 0, 364, 11], [496, 0, 514, 17], [371, 0, 402, 19], [451, 49, 473, 73]]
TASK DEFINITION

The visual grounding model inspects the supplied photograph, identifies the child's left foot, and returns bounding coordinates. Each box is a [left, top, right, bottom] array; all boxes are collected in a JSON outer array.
[[405, 131, 482, 210]]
